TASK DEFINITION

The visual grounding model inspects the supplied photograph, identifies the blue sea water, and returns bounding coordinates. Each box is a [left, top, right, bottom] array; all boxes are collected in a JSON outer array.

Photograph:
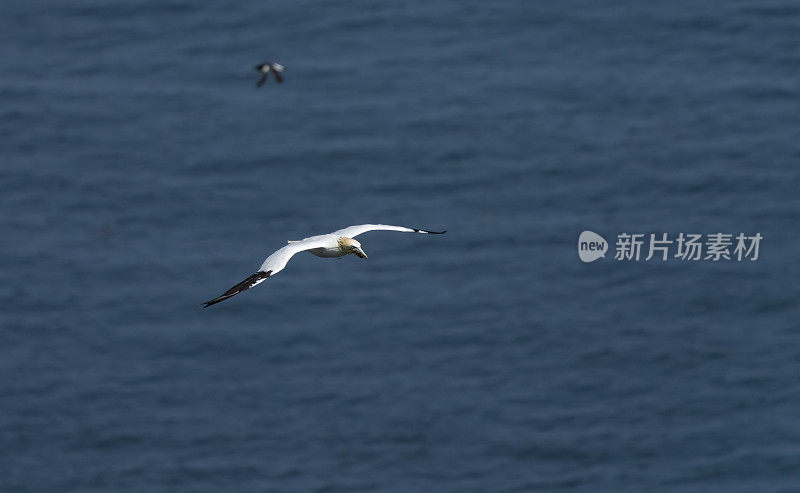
[[2, 0, 800, 491]]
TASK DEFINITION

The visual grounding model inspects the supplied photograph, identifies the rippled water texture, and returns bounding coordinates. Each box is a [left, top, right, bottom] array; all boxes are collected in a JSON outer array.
[[2, 1, 799, 491]]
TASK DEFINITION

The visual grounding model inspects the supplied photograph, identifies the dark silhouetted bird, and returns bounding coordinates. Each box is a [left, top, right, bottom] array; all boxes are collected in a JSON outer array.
[[255, 62, 285, 87]]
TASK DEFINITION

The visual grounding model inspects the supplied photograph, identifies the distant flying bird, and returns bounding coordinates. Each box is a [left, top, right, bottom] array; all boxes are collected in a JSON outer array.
[[255, 62, 285, 87], [203, 224, 445, 307]]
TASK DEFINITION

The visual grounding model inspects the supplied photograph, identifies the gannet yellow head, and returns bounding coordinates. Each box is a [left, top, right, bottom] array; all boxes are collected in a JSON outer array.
[[338, 237, 368, 259]]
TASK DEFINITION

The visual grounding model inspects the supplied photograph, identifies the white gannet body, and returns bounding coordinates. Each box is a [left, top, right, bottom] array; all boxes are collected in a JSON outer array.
[[204, 224, 445, 307]]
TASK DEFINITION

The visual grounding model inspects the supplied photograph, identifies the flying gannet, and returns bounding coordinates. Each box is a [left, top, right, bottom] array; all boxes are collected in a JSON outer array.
[[203, 224, 445, 307], [255, 62, 285, 87]]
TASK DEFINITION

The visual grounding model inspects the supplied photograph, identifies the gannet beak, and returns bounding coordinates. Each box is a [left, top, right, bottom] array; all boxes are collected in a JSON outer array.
[[354, 248, 368, 259]]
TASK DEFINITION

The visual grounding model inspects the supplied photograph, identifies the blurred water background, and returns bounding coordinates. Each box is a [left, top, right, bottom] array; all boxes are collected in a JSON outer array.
[[2, 0, 799, 491]]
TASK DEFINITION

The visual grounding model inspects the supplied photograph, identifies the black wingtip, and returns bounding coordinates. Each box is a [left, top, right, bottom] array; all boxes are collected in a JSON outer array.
[[413, 228, 446, 234], [203, 271, 272, 308]]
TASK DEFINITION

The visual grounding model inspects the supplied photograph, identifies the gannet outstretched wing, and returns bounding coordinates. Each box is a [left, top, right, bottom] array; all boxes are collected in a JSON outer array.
[[330, 224, 446, 238], [204, 225, 445, 308], [256, 235, 331, 273], [203, 237, 328, 308]]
